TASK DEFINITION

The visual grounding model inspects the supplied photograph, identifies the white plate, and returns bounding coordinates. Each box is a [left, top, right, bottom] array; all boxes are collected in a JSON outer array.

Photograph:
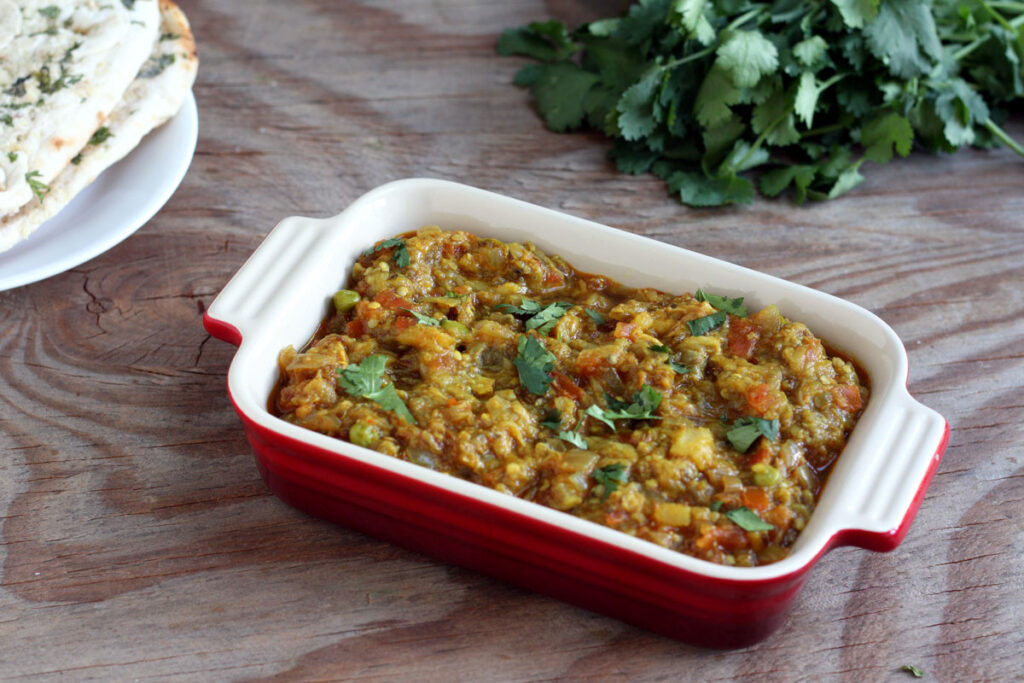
[[0, 92, 198, 291]]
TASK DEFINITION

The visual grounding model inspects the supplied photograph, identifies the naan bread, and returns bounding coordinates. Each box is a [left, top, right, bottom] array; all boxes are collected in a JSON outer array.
[[0, 0, 197, 254], [0, 0, 160, 215]]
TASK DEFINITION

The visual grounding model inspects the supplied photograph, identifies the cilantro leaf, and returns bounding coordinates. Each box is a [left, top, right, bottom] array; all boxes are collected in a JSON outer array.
[[687, 311, 728, 336], [617, 68, 662, 141], [25, 171, 49, 204], [337, 355, 416, 424], [696, 289, 748, 316], [499, 298, 571, 335], [400, 308, 440, 326], [793, 36, 829, 69], [694, 64, 741, 129], [716, 30, 779, 89], [584, 308, 606, 326], [529, 62, 601, 133], [497, 20, 577, 62], [587, 386, 663, 431], [669, 361, 691, 374], [863, 1, 943, 79], [593, 463, 628, 501], [558, 429, 589, 449], [726, 506, 774, 531], [362, 238, 410, 268], [861, 112, 914, 163], [514, 335, 556, 395], [901, 664, 924, 678], [727, 416, 780, 452], [830, 0, 878, 29], [540, 409, 563, 430]]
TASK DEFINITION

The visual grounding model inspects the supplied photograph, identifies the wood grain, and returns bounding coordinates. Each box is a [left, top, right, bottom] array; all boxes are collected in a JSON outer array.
[[2, 0, 1022, 679]]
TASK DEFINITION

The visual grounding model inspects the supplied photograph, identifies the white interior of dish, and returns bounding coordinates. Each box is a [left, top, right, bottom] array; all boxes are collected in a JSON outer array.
[[208, 178, 948, 582]]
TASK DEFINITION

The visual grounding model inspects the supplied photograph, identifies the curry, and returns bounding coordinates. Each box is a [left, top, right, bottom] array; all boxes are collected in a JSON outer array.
[[272, 228, 867, 566]]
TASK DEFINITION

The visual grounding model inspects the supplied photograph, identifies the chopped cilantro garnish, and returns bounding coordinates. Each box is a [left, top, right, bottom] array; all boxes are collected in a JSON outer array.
[[696, 289, 747, 317], [6, 151, 16, 162], [687, 311, 727, 336], [557, 429, 588, 449], [539, 409, 562, 431], [400, 308, 440, 326], [70, 153, 83, 165], [499, 298, 571, 335], [88, 126, 113, 146], [25, 171, 49, 203], [710, 500, 724, 512], [649, 344, 670, 354], [336, 355, 416, 424], [593, 463, 628, 501], [362, 238, 410, 268], [138, 54, 176, 79], [584, 308, 605, 326], [901, 664, 924, 679], [38, 6, 60, 20], [726, 506, 774, 532], [1, 114, 12, 127], [727, 416, 780, 453], [513, 334, 556, 396], [585, 386, 662, 431], [669, 361, 690, 375]]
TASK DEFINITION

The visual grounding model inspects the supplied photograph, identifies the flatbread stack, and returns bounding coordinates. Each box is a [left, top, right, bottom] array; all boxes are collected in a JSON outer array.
[[0, 0, 198, 253]]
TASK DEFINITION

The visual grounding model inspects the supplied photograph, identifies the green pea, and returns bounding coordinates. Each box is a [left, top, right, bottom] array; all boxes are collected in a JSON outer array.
[[752, 463, 781, 488], [333, 289, 360, 312], [349, 420, 381, 448], [440, 319, 470, 336]]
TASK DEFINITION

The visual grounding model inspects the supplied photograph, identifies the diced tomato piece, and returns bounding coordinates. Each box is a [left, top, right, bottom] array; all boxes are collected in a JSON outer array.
[[741, 487, 771, 513], [543, 269, 565, 287], [374, 289, 413, 310], [574, 349, 607, 377], [696, 525, 749, 551], [550, 370, 585, 402], [345, 319, 366, 337], [605, 509, 628, 527], [767, 505, 794, 532], [613, 322, 636, 339], [832, 384, 863, 412], [747, 441, 772, 465], [392, 315, 416, 332], [728, 317, 760, 358], [745, 383, 774, 415]]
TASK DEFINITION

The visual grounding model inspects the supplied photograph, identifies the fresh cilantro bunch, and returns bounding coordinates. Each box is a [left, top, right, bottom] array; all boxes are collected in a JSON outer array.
[[499, 0, 1024, 206]]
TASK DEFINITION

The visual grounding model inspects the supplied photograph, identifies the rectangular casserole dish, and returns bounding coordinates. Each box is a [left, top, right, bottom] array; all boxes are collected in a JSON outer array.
[[203, 178, 949, 648]]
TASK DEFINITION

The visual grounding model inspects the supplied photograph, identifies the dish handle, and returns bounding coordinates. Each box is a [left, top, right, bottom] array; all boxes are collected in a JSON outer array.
[[203, 215, 333, 347], [833, 393, 949, 552]]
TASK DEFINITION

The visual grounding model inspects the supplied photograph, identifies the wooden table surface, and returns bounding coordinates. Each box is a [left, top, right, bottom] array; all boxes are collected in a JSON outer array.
[[2, 1, 1022, 680]]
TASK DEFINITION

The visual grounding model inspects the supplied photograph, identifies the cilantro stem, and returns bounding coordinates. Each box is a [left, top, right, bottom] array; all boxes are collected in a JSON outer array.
[[952, 39, 986, 61], [730, 109, 789, 172], [983, 119, 1024, 158], [662, 46, 715, 71], [801, 122, 845, 139], [980, 0, 1016, 31], [725, 6, 766, 31]]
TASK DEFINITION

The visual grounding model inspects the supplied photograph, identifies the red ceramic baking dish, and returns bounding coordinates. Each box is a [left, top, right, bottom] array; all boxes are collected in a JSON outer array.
[[203, 178, 949, 648]]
